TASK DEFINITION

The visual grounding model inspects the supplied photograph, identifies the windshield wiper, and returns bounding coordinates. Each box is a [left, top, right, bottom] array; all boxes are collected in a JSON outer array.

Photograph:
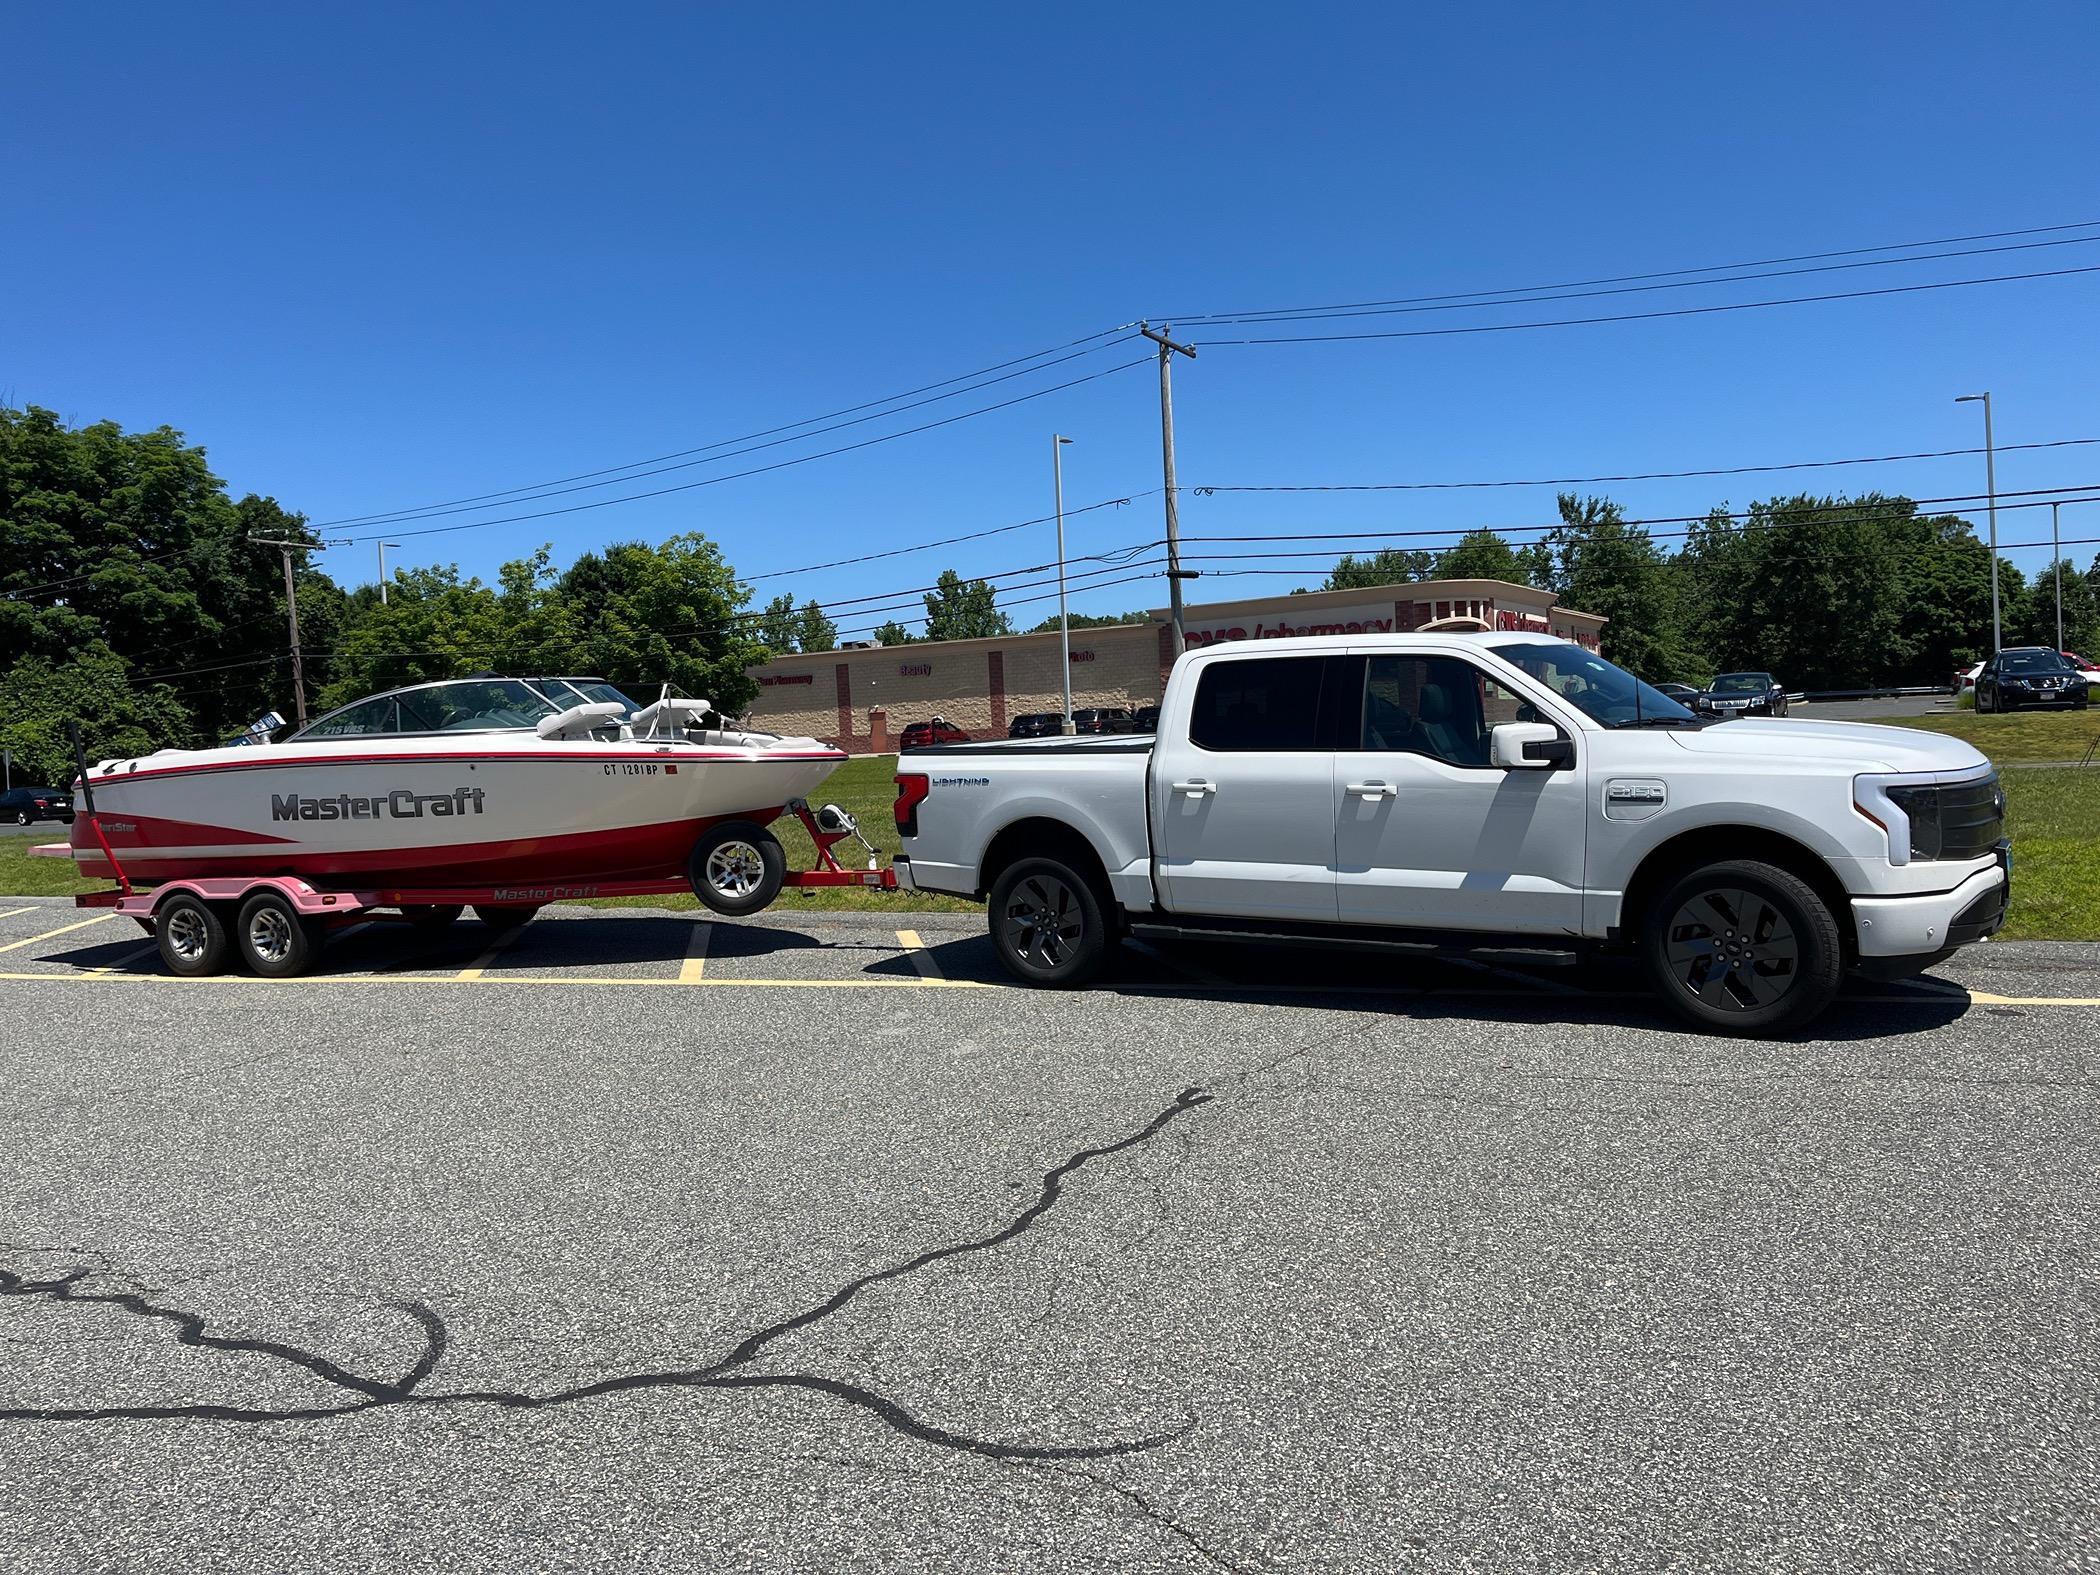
[[1608, 714, 1708, 729]]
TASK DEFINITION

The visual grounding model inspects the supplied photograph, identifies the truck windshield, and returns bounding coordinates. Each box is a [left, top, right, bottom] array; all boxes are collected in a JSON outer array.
[[1487, 642, 1700, 728]]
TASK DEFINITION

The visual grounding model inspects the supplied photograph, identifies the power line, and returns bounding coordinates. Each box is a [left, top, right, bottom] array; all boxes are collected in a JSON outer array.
[[743, 491, 1158, 582], [1160, 217, 2100, 324], [1191, 437, 2100, 495], [319, 338, 1142, 532], [1190, 264, 2100, 348], [313, 324, 1139, 528], [1163, 233, 2100, 331], [337, 356, 1156, 545]]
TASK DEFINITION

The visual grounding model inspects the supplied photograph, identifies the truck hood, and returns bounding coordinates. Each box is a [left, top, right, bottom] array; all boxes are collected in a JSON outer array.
[[1665, 717, 1991, 775]]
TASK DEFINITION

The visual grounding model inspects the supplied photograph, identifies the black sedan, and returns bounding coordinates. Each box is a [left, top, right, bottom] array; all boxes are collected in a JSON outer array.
[[1654, 682, 1701, 707], [1, 786, 74, 826], [1975, 647, 2091, 712], [1696, 672, 1788, 719], [1008, 712, 1064, 738]]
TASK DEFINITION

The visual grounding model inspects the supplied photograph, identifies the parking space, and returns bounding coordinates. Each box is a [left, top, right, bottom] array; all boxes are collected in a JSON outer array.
[[2, 897, 2097, 1570]]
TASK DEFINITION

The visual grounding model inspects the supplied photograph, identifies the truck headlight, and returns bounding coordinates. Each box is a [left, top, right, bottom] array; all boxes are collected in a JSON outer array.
[[1855, 774, 2005, 865], [1884, 784, 1942, 861]]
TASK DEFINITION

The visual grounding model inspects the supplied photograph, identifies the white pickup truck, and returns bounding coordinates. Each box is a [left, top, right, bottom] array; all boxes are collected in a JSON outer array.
[[892, 633, 2010, 1034]]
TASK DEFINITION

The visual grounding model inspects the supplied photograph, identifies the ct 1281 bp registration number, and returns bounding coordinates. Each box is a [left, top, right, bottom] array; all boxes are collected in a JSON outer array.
[[605, 763, 661, 776]]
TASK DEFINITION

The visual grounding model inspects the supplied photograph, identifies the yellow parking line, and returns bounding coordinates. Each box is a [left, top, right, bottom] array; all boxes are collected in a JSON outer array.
[[0, 913, 118, 953], [0, 906, 40, 921], [895, 929, 944, 980], [679, 923, 712, 983], [84, 940, 162, 976], [455, 923, 529, 980], [0, 971, 993, 989], [1967, 991, 2100, 1007]]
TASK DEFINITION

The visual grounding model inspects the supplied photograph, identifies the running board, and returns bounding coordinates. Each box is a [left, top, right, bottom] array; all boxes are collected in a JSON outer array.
[[1126, 921, 1581, 967]]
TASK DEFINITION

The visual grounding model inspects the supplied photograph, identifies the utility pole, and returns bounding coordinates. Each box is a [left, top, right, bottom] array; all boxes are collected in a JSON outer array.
[[1140, 323, 1198, 657], [253, 538, 316, 726], [2050, 502, 2063, 651], [1054, 435, 1076, 734], [1956, 392, 2000, 653]]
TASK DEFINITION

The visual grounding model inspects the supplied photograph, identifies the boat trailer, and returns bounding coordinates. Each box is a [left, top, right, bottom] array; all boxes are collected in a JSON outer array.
[[45, 741, 899, 979]]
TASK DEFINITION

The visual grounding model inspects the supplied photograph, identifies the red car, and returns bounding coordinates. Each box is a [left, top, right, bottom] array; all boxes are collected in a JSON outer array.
[[898, 718, 971, 751]]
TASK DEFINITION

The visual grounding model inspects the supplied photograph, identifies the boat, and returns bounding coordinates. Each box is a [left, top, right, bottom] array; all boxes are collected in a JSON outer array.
[[63, 675, 848, 891]]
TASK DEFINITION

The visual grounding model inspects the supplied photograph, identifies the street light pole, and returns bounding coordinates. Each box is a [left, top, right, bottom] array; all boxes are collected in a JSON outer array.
[[1054, 435, 1076, 735], [1956, 392, 2000, 653], [378, 540, 402, 606], [2051, 502, 2063, 652]]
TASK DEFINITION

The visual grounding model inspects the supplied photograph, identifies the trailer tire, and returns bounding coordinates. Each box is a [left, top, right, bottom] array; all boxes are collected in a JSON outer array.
[[474, 904, 539, 932], [402, 904, 464, 930], [988, 855, 1111, 988], [689, 821, 786, 916], [156, 891, 231, 977], [236, 890, 324, 979]]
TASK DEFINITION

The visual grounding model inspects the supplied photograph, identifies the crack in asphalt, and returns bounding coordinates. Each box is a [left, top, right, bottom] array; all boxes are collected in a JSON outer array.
[[0, 1085, 1212, 1461]]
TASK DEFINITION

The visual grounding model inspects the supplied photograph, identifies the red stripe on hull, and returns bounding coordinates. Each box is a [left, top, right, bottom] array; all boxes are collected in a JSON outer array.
[[68, 812, 298, 851], [71, 809, 784, 887]]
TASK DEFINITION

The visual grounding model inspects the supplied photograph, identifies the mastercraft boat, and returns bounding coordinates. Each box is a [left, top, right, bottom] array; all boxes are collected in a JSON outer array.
[[65, 675, 847, 889]]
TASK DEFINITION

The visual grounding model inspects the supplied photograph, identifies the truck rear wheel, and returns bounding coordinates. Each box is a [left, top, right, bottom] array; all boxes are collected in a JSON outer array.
[[989, 856, 1111, 988], [1642, 858, 1841, 1035], [156, 891, 230, 977], [688, 821, 786, 917]]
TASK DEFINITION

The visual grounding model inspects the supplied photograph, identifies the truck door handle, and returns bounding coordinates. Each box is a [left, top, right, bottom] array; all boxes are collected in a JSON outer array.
[[1172, 779, 1216, 797], [1345, 781, 1396, 799]]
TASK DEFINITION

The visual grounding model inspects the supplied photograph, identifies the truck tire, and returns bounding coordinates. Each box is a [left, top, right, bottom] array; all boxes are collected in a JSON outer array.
[[688, 821, 786, 917], [474, 904, 539, 931], [989, 855, 1112, 988], [1642, 858, 1841, 1036], [236, 890, 325, 978], [156, 891, 231, 977]]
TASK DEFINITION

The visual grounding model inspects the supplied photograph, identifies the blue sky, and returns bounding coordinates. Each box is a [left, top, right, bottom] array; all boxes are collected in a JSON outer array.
[[8, 1, 2100, 639]]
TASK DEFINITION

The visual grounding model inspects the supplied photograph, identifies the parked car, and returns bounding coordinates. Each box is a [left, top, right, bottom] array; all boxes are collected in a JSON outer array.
[[1697, 672, 1788, 718], [1008, 712, 1064, 739], [1, 786, 74, 826], [2061, 651, 2100, 690], [893, 633, 2008, 1035], [1974, 647, 2091, 713], [1654, 682, 1701, 706], [1127, 704, 1161, 733], [899, 718, 972, 751], [1953, 660, 1985, 697], [1070, 707, 1131, 735]]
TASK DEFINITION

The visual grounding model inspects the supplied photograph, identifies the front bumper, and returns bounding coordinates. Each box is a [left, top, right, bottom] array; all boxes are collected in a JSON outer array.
[[1850, 848, 2009, 959]]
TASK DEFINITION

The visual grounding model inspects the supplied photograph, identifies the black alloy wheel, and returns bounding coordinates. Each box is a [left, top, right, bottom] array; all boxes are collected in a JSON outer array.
[[1643, 858, 1841, 1035], [988, 856, 1111, 987]]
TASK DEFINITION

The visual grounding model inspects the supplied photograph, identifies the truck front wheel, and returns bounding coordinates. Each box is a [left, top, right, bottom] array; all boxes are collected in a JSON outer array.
[[1642, 858, 1841, 1035], [989, 856, 1111, 988]]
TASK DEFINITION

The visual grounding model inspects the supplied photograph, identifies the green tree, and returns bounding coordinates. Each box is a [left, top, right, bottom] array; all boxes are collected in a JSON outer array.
[[1323, 548, 1434, 592], [795, 600, 838, 653], [1547, 494, 1702, 683], [0, 644, 192, 784], [556, 534, 768, 713], [1027, 609, 1147, 633], [1434, 529, 1529, 584], [757, 593, 801, 655], [871, 620, 917, 645], [921, 569, 1010, 640]]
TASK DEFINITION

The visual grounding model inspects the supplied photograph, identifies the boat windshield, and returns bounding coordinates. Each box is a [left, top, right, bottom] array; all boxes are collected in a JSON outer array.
[[297, 679, 564, 739], [534, 677, 639, 709]]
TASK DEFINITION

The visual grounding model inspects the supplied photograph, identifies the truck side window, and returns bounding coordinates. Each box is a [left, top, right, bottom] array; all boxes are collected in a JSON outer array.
[[1188, 657, 1325, 751], [1361, 655, 1496, 768]]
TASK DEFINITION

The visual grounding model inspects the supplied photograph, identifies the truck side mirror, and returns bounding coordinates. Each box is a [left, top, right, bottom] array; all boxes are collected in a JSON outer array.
[[1491, 721, 1571, 770]]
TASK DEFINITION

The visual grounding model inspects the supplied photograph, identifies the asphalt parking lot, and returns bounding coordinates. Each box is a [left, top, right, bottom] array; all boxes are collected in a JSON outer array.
[[2, 900, 2096, 1572]]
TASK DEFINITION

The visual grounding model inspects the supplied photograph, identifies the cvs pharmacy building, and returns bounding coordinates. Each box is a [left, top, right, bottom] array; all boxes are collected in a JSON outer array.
[[743, 576, 1604, 753]]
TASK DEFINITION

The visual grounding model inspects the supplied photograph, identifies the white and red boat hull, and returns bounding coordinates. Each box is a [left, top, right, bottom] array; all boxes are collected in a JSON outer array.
[[67, 736, 847, 887]]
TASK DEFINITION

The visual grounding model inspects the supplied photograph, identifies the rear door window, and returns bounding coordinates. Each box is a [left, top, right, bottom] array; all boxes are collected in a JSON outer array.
[[1189, 657, 1326, 751]]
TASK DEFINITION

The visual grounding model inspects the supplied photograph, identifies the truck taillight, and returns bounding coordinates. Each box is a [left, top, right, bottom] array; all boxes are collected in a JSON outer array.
[[893, 773, 930, 837]]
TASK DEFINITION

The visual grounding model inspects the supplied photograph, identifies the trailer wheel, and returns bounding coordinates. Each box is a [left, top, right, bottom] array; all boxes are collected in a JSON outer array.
[[688, 821, 786, 916], [988, 855, 1111, 988], [474, 904, 539, 932], [156, 892, 231, 977], [402, 904, 464, 930], [236, 890, 324, 978]]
